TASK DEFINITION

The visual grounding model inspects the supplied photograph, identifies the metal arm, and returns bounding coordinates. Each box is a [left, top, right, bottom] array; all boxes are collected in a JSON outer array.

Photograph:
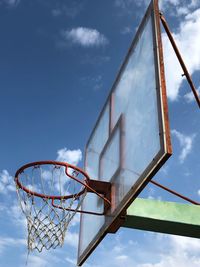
[[160, 13, 200, 108]]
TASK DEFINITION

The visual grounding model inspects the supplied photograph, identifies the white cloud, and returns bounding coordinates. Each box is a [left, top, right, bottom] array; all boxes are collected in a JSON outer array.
[[115, 254, 128, 261], [51, 2, 82, 18], [113, 244, 124, 253], [1, 0, 20, 6], [93, 75, 103, 91], [139, 235, 200, 267], [92, 232, 200, 267], [0, 236, 26, 254], [24, 254, 48, 267], [90, 234, 140, 267], [0, 203, 6, 213], [69, 212, 80, 227], [171, 235, 200, 252], [169, 0, 180, 5], [160, 0, 180, 10], [65, 256, 76, 265], [7, 0, 19, 4], [61, 27, 108, 47], [52, 9, 62, 17], [114, 0, 149, 10], [114, 0, 133, 9], [176, 6, 190, 16], [121, 26, 132, 35], [81, 54, 110, 65], [65, 231, 79, 248], [21, 250, 64, 267], [184, 86, 200, 103], [160, 0, 200, 13], [189, 0, 200, 8], [0, 201, 26, 234], [56, 148, 82, 165], [172, 129, 196, 163], [163, 8, 200, 101], [7, 202, 27, 229], [0, 170, 15, 194], [81, 75, 103, 91]]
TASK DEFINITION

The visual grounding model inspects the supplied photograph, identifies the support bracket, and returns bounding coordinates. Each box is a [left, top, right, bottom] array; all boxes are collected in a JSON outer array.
[[87, 179, 111, 214], [159, 13, 200, 108]]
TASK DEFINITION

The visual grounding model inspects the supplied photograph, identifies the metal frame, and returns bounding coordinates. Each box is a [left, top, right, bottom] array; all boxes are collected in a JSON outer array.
[[150, 180, 200, 205], [78, 0, 172, 265], [77, 0, 200, 264], [153, 0, 172, 155]]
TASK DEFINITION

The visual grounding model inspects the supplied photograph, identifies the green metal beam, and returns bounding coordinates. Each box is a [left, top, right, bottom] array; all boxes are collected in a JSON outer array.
[[123, 198, 200, 238]]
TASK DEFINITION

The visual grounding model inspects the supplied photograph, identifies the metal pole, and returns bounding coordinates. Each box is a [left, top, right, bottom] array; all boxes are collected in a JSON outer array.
[[160, 13, 200, 109], [150, 180, 200, 205]]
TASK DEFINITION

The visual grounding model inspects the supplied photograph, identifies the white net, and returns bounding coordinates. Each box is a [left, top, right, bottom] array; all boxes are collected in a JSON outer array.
[[15, 163, 86, 252]]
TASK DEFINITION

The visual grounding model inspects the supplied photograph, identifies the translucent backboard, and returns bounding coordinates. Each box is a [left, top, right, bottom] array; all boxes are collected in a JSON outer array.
[[78, 0, 172, 265]]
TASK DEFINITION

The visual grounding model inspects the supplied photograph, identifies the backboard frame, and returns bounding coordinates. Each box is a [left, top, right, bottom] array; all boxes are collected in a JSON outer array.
[[78, 0, 172, 265]]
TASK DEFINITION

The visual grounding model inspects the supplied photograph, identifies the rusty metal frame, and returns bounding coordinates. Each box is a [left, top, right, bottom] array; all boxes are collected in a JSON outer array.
[[154, 0, 172, 155], [78, 1, 200, 264], [77, 1, 172, 265], [150, 180, 200, 205], [160, 13, 200, 108]]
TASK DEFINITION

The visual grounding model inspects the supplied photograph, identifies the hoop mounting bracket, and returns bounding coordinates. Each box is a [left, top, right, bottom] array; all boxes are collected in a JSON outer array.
[[87, 179, 112, 214], [52, 179, 112, 216]]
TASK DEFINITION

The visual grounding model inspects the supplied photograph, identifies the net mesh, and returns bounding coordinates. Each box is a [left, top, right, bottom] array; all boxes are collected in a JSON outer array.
[[15, 164, 86, 252]]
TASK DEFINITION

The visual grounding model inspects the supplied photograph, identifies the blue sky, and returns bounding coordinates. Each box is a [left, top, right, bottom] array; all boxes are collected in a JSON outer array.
[[0, 0, 200, 266]]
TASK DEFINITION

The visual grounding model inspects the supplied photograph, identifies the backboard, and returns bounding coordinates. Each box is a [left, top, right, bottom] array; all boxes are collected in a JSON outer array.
[[78, 0, 172, 265]]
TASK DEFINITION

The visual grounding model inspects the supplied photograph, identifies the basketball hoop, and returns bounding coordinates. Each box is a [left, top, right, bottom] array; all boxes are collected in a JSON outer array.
[[15, 161, 111, 252]]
